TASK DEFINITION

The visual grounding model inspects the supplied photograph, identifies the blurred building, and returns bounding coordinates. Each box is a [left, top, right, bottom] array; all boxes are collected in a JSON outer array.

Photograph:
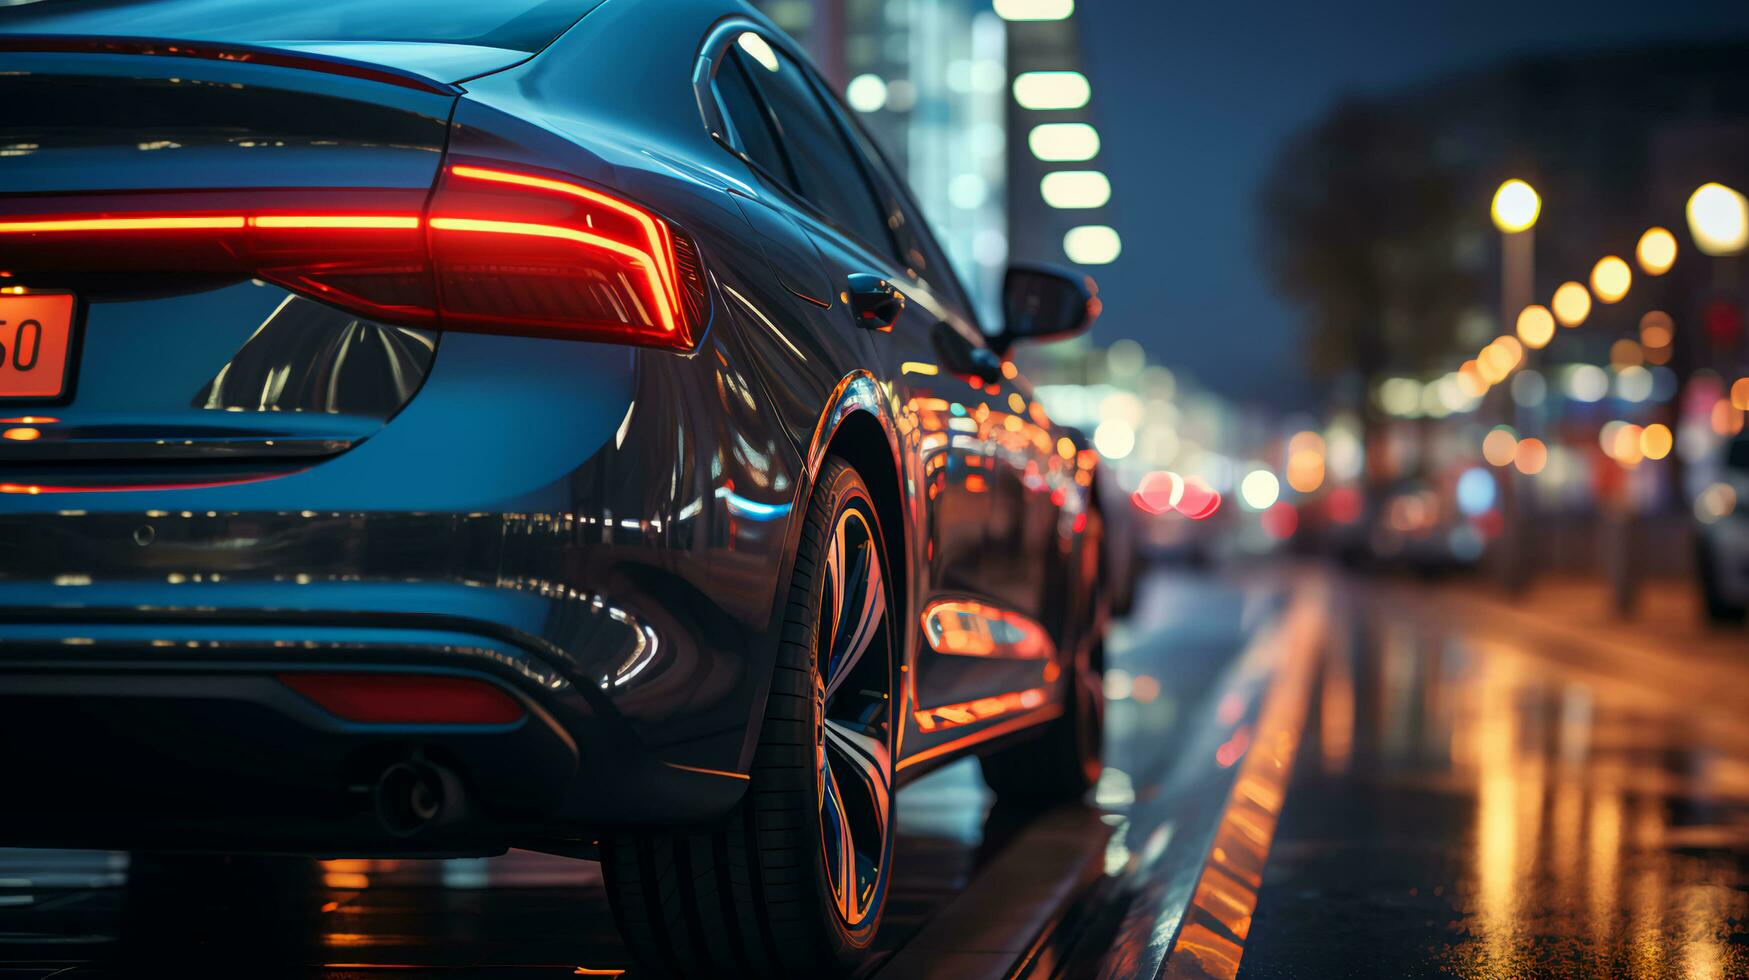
[[1261, 41, 1749, 580], [753, 0, 1114, 322]]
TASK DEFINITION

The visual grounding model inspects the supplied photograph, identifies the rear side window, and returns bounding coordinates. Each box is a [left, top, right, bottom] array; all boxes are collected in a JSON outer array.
[[711, 54, 792, 191], [723, 39, 895, 258]]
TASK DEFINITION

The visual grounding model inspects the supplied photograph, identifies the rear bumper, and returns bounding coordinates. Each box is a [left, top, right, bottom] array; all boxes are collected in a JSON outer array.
[[0, 611, 750, 855]]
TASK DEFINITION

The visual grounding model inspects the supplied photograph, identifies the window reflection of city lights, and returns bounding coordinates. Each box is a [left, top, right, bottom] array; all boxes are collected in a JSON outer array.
[[735, 32, 779, 72]]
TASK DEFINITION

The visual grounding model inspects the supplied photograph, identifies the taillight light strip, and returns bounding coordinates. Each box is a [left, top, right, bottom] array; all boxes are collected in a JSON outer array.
[[0, 164, 694, 345], [427, 216, 675, 334], [0, 214, 418, 233], [444, 164, 682, 321]]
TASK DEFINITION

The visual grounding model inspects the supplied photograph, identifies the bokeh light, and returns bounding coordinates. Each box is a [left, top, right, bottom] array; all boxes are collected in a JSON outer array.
[[1697, 482, 1738, 523], [1490, 179, 1540, 233], [1092, 418, 1135, 459], [1028, 123, 1100, 162], [1565, 364, 1608, 402], [1040, 171, 1111, 209], [845, 74, 888, 112], [1456, 467, 1496, 515], [1515, 304, 1555, 348], [1639, 311, 1673, 350], [1514, 437, 1547, 475], [1635, 226, 1677, 275], [1590, 256, 1631, 304], [1012, 70, 1091, 110], [1482, 426, 1518, 467], [1608, 338, 1643, 370], [1260, 501, 1298, 540], [1063, 225, 1121, 264], [994, 0, 1074, 20], [1239, 469, 1280, 511], [1639, 422, 1672, 460], [1686, 182, 1749, 257], [1551, 281, 1591, 327]]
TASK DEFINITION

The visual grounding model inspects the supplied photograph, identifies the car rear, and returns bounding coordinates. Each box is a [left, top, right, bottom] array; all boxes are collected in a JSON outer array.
[[0, 1, 755, 854]]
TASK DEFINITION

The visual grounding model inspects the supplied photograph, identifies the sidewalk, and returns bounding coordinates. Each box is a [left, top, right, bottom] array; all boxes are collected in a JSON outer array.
[[1359, 571, 1749, 747]]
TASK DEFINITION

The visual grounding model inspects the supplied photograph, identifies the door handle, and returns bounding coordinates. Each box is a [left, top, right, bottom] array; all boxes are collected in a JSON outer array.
[[844, 273, 905, 331]]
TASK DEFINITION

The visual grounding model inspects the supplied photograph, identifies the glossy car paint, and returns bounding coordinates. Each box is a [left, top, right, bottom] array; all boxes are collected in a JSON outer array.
[[0, 0, 1101, 852]]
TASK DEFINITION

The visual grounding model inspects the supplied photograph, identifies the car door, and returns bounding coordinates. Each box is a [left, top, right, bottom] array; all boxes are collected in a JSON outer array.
[[732, 50, 1070, 747]]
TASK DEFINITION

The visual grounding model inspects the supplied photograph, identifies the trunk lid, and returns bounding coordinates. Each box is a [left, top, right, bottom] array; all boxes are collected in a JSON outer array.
[[0, 46, 454, 475]]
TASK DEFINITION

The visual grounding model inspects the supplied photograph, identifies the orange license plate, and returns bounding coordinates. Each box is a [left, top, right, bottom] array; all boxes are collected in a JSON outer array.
[[0, 293, 76, 400]]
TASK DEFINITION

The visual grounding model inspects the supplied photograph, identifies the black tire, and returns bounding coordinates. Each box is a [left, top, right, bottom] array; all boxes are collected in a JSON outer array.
[[602, 458, 897, 978], [979, 637, 1104, 801]]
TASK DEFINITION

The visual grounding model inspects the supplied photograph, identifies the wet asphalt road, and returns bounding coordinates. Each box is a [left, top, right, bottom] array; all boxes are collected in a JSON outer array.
[[1, 567, 1745, 978]]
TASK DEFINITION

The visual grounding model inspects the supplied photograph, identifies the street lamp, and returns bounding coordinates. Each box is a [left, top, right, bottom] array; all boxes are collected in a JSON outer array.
[[1686, 182, 1748, 257], [1551, 281, 1591, 327], [1491, 179, 1540, 233], [1590, 256, 1631, 304], [1635, 227, 1678, 275], [1489, 178, 1538, 594]]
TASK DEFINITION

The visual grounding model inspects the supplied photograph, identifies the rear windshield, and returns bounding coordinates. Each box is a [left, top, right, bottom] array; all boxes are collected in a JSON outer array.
[[0, 0, 601, 53]]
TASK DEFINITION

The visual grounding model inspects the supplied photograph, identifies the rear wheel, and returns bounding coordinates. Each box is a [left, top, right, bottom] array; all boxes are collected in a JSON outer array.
[[602, 459, 895, 978]]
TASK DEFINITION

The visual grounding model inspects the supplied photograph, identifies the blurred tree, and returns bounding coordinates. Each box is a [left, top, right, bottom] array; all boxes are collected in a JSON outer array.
[[1259, 98, 1471, 480]]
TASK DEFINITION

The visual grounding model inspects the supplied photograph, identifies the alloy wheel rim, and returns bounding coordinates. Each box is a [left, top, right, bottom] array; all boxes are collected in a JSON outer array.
[[816, 502, 892, 931]]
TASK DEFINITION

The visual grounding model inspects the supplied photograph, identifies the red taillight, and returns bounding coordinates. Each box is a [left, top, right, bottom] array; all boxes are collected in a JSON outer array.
[[0, 163, 705, 349], [426, 161, 702, 347], [278, 672, 526, 726]]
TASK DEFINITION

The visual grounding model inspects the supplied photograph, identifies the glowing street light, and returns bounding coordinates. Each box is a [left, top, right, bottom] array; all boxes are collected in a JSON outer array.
[[1551, 281, 1591, 327], [1686, 183, 1749, 257], [1515, 304, 1555, 349], [1491, 179, 1540, 233], [1590, 255, 1631, 304], [1635, 226, 1677, 275]]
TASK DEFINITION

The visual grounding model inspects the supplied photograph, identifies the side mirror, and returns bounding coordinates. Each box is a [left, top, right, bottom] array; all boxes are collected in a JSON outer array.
[[994, 263, 1100, 355]]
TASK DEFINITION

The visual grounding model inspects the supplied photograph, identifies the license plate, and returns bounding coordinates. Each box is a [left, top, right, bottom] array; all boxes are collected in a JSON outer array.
[[0, 293, 76, 400]]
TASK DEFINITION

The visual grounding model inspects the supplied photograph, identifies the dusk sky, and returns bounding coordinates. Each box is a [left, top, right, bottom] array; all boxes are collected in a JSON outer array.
[[1079, 0, 1749, 406]]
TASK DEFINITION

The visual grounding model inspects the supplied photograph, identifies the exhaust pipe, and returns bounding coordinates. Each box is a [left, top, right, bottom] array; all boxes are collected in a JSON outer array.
[[373, 757, 466, 838]]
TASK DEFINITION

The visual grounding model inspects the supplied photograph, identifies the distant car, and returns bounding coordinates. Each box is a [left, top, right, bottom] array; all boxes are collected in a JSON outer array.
[[0, 0, 1110, 975], [1697, 434, 1749, 622]]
